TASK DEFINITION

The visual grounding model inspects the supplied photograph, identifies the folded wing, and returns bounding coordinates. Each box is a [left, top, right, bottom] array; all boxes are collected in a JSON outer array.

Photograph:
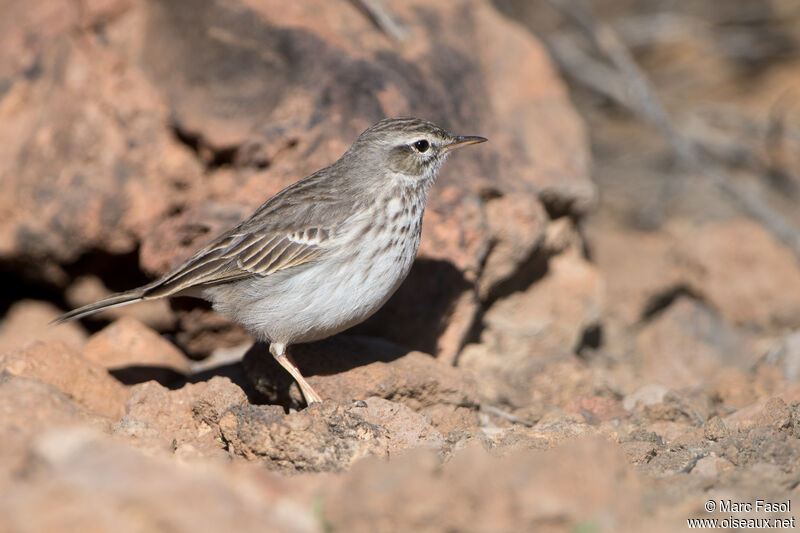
[[144, 227, 329, 298]]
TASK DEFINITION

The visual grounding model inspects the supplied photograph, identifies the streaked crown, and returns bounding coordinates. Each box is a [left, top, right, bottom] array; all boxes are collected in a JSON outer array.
[[343, 117, 486, 180]]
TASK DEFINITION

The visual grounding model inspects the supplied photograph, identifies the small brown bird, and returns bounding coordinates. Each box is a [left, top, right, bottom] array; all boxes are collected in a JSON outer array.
[[56, 117, 486, 405]]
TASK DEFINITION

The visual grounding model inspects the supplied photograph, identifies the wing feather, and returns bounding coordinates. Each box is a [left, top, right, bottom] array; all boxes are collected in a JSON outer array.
[[221, 233, 262, 260], [240, 236, 285, 267], [142, 227, 329, 298]]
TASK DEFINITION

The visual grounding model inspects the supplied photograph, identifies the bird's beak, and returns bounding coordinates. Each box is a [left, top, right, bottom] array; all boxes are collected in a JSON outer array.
[[441, 135, 487, 154]]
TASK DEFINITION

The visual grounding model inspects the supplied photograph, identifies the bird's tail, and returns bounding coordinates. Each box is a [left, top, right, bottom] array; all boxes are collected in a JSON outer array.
[[52, 289, 146, 324]]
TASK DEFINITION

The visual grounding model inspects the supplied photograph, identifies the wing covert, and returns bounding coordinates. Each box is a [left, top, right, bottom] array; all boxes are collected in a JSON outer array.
[[143, 227, 329, 298]]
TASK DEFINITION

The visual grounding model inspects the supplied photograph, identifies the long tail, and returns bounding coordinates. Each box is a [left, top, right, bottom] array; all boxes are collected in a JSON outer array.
[[52, 289, 147, 324]]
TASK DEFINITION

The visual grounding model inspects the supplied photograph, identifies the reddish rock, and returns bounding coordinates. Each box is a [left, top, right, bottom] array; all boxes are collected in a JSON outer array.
[[756, 397, 792, 429], [82, 316, 190, 375], [543, 216, 585, 256], [641, 394, 706, 427], [220, 396, 446, 472], [419, 404, 480, 436], [434, 288, 481, 365], [477, 194, 549, 300], [564, 396, 630, 423], [459, 341, 596, 418], [722, 402, 766, 432], [643, 421, 696, 445], [703, 417, 730, 441], [0, 373, 109, 488], [117, 377, 248, 459], [0, 427, 319, 533], [482, 248, 604, 352], [350, 397, 445, 453], [0, 0, 200, 266], [623, 384, 669, 412], [0, 341, 127, 420], [591, 219, 800, 333], [492, 412, 600, 451], [242, 336, 478, 420], [706, 404, 800, 475], [691, 456, 735, 478], [682, 219, 800, 330], [0, 300, 87, 354], [712, 369, 759, 409], [587, 222, 687, 327], [219, 401, 391, 472], [634, 296, 755, 389], [621, 441, 659, 466], [323, 439, 651, 533]]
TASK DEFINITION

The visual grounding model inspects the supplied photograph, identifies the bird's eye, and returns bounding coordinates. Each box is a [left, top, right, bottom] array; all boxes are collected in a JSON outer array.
[[413, 139, 430, 153]]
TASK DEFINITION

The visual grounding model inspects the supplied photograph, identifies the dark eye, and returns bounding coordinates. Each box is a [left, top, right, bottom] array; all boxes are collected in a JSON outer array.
[[413, 139, 429, 153]]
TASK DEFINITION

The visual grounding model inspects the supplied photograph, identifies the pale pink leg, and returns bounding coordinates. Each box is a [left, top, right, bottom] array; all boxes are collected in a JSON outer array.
[[269, 343, 323, 405]]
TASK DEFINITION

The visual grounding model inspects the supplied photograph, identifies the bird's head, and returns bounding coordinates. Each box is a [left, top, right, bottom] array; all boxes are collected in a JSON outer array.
[[345, 117, 486, 185]]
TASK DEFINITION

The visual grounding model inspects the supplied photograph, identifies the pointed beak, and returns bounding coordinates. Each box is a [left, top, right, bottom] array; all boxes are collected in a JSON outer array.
[[441, 135, 487, 154]]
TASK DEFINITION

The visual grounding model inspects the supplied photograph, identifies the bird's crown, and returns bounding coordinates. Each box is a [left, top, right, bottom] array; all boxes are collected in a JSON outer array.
[[345, 117, 486, 179]]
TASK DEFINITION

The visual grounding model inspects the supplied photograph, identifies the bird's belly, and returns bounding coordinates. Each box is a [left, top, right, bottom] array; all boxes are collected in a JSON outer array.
[[209, 237, 418, 344]]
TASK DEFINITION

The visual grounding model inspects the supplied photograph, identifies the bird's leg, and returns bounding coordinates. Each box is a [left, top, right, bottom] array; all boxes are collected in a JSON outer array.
[[269, 343, 323, 405]]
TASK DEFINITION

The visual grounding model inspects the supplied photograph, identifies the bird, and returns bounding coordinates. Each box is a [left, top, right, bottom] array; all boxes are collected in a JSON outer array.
[[55, 117, 487, 405]]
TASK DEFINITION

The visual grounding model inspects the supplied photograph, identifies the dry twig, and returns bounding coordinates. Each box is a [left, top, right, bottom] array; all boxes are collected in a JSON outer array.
[[352, 0, 408, 42], [543, 0, 800, 260], [481, 404, 534, 427]]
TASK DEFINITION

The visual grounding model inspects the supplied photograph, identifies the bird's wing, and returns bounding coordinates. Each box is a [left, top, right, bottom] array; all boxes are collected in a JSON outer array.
[[142, 162, 351, 299], [143, 226, 331, 298]]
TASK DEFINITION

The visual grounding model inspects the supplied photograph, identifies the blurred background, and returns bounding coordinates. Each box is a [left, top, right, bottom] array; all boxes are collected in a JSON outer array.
[[2, 0, 800, 531]]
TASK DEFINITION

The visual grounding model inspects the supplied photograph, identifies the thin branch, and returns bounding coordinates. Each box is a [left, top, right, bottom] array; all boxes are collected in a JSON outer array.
[[352, 0, 408, 42], [543, 0, 800, 260], [481, 404, 534, 427], [546, 0, 696, 164]]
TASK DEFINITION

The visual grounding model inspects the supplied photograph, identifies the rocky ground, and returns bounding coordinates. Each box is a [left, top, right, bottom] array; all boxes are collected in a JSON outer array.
[[2, 0, 800, 531]]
